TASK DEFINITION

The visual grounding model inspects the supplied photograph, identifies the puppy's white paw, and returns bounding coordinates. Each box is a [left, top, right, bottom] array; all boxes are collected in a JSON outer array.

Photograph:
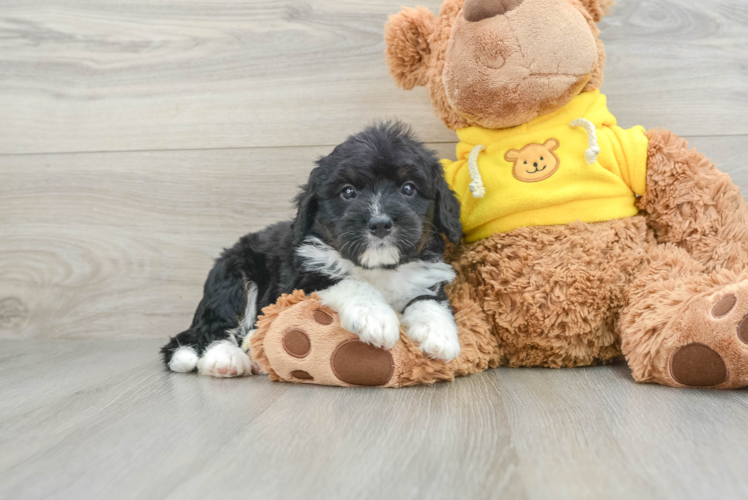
[[403, 301, 461, 361], [318, 279, 400, 349], [411, 322, 461, 361], [169, 346, 199, 373], [340, 302, 401, 350], [197, 340, 253, 378]]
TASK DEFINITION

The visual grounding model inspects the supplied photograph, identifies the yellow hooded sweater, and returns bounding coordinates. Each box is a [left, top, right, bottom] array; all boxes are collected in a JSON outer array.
[[442, 90, 649, 242]]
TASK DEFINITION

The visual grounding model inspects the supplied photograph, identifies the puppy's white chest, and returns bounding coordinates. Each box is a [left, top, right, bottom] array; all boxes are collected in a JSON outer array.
[[296, 238, 456, 311], [356, 262, 455, 311]]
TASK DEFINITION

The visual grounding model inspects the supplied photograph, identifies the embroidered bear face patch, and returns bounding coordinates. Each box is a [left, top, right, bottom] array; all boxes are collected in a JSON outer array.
[[505, 139, 561, 183]]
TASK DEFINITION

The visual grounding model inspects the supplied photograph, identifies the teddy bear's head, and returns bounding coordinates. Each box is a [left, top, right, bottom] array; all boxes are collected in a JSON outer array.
[[385, 0, 614, 130]]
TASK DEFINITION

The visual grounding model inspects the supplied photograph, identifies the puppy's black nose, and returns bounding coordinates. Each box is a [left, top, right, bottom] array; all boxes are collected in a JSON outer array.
[[463, 0, 524, 22], [368, 216, 393, 239]]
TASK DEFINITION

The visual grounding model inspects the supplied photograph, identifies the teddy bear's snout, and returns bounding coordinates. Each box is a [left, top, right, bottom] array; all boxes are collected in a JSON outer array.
[[463, 0, 525, 22]]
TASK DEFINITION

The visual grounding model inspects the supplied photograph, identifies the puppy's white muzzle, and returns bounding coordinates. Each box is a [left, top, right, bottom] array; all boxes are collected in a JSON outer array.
[[359, 238, 400, 268]]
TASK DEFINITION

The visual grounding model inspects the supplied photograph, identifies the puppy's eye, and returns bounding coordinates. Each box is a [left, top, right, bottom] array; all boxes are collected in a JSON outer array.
[[341, 185, 357, 200], [401, 182, 416, 196]]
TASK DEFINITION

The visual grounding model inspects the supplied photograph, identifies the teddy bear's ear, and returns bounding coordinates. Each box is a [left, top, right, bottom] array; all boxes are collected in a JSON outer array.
[[544, 139, 560, 151], [505, 149, 520, 162], [385, 6, 437, 90], [578, 0, 615, 22]]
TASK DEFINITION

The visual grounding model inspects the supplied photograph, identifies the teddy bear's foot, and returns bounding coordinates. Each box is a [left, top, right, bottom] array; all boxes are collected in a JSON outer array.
[[648, 281, 748, 389], [247, 288, 500, 388], [246, 291, 419, 387]]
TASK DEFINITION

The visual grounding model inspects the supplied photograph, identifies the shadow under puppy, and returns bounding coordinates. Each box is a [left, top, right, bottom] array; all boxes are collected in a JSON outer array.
[[161, 121, 463, 377]]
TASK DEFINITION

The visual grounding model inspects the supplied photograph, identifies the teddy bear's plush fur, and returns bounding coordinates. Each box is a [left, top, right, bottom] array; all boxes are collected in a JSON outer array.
[[249, 0, 748, 389]]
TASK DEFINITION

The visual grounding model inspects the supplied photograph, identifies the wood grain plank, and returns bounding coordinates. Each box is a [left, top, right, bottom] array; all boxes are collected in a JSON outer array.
[[0, 137, 744, 340], [0, 340, 523, 500], [0, 0, 452, 155], [493, 362, 748, 499], [0, 145, 326, 340], [601, 0, 748, 134], [167, 373, 525, 500], [0, 339, 293, 499], [0, 339, 164, 422], [2, 340, 748, 499], [0, 0, 746, 155]]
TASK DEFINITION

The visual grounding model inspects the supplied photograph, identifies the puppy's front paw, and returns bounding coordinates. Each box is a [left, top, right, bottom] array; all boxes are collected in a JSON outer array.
[[403, 301, 461, 361], [410, 321, 461, 361], [198, 340, 254, 378], [340, 302, 400, 350]]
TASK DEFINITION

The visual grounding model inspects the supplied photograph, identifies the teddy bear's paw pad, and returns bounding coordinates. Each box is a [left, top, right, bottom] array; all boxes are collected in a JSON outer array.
[[705, 287, 748, 348], [737, 315, 748, 344], [283, 329, 311, 358], [313, 310, 334, 325], [669, 343, 728, 387], [712, 294, 737, 318], [331, 339, 394, 386], [290, 370, 314, 380]]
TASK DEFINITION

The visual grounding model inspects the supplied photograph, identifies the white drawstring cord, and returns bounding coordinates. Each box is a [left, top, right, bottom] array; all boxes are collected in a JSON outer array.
[[468, 144, 486, 198], [569, 118, 600, 164]]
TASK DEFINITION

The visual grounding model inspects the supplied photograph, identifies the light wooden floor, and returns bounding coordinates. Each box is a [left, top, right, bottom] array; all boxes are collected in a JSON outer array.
[[1, 0, 747, 498], [3, 340, 748, 500]]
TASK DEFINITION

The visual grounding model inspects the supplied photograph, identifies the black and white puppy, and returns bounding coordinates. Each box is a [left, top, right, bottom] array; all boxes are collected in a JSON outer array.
[[161, 121, 463, 377]]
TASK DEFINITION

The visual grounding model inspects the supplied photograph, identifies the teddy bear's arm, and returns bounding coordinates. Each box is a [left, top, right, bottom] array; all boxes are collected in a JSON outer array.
[[637, 129, 748, 273]]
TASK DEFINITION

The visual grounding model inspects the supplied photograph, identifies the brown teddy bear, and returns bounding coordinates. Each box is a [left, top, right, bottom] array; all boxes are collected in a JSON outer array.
[[248, 0, 748, 389]]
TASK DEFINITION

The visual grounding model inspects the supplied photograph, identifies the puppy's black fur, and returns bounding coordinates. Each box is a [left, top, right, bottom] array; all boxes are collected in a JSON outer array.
[[160, 121, 462, 367]]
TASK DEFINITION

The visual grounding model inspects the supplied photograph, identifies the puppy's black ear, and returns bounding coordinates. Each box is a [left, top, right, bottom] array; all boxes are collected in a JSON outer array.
[[433, 167, 463, 244], [292, 166, 321, 246]]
